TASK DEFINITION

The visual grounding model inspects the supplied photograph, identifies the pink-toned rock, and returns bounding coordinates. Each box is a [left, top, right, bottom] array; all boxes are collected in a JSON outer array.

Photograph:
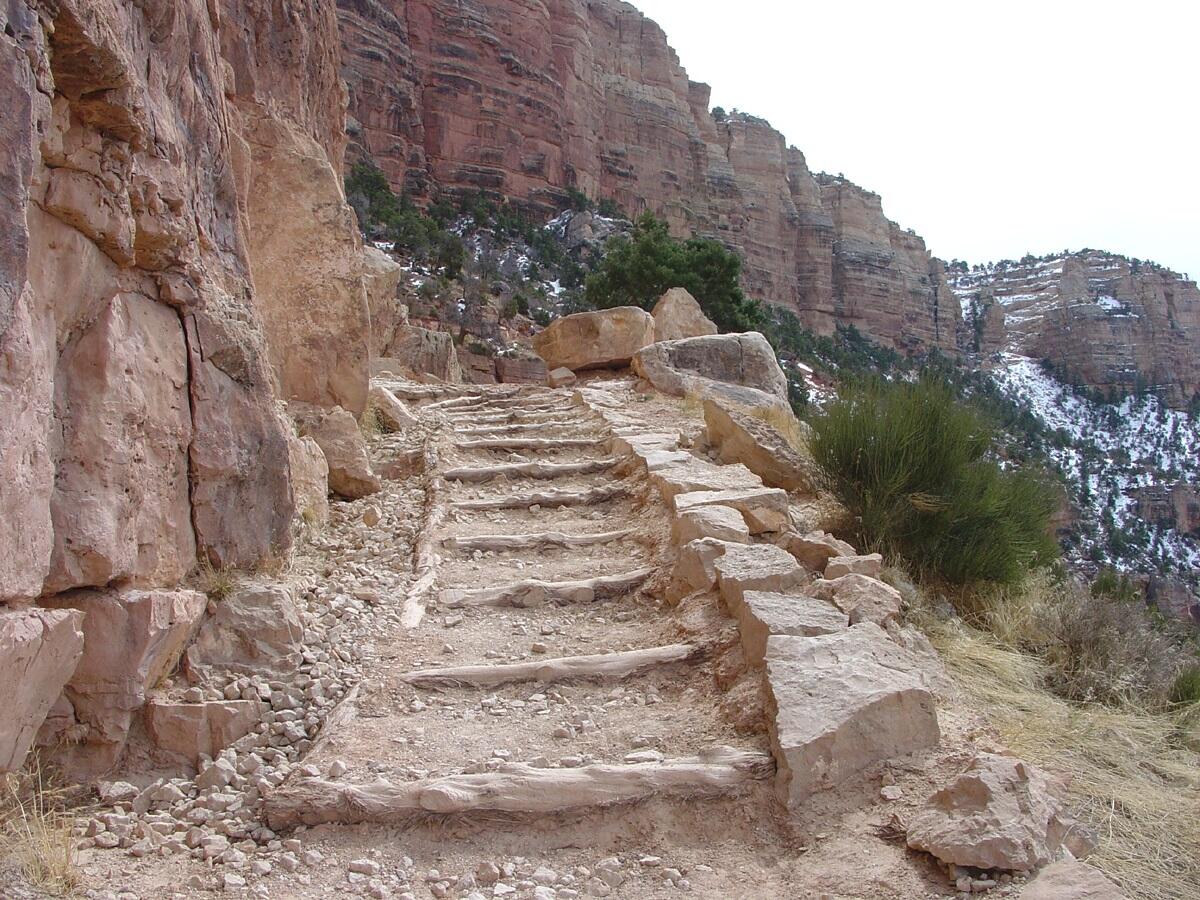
[[532, 307, 656, 371], [292, 403, 381, 500], [547, 367, 577, 388], [673, 487, 791, 534], [382, 325, 464, 382], [713, 542, 808, 612], [783, 530, 857, 572], [808, 574, 903, 627], [362, 245, 405, 358], [145, 699, 264, 766], [737, 591, 849, 667], [671, 505, 751, 545], [45, 292, 195, 594], [633, 332, 788, 401], [651, 288, 717, 342], [1021, 860, 1126, 900], [287, 433, 330, 527], [495, 354, 548, 384], [184, 583, 303, 678], [650, 458, 763, 502], [38, 589, 206, 775], [0, 608, 85, 772], [367, 383, 420, 431], [702, 395, 816, 492], [765, 624, 940, 808], [906, 753, 1076, 873], [824, 554, 884, 579]]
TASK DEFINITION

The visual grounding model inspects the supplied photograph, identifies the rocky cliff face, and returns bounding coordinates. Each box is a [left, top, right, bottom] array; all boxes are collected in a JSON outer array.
[[336, 0, 960, 354], [952, 251, 1200, 408], [0, 0, 380, 773]]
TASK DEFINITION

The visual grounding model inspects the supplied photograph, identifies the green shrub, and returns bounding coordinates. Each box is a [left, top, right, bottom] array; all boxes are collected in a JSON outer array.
[[584, 213, 766, 334], [808, 376, 1059, 585]]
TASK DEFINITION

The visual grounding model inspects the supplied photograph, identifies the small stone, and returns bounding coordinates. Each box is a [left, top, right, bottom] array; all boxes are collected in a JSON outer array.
[[350, 859, 381, 876], [476, 862, 501, 885], [531, 642, 549, 654], [362, 506, 381, 527], [328, 760, 349, 778], [493, 885, 516, 897], [222, 873, 247, 890], [956, 876, 973, 893], [532, 866, 558, 885], [881, 785, 903, 801], [301, 849, 325, 867]]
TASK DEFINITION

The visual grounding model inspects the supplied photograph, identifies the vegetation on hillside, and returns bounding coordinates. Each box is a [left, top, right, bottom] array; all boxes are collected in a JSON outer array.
[[807, 377, 1060, 585]]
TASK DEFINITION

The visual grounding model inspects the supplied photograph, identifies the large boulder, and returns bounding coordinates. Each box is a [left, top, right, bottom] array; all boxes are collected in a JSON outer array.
[[145, 699, 264, 766], [367, 384, 420, 432], [287, 432, 330, 527], [1021, 861, 1126, 900], [380, 325, 464, 383], [0, 608, 85, 772], [292, 403, 380, 500], [38, 589, 207, 775], [702, 396, 817, 492], [362, 245, 405, 358], [495, 353, 549, 384], [651, 288, 717, 342], [906, 753, 1077, 873], [632, 332, 788, 401], [184, 583, 304, 678], [765, 624, 940, 809], [532, 307, 656, 371]]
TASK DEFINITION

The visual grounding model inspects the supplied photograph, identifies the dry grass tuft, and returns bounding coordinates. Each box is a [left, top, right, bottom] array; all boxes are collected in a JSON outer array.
[[195, 559, 236, 602], [930, 621, 1200, 900], [0, 763, 79, 896]]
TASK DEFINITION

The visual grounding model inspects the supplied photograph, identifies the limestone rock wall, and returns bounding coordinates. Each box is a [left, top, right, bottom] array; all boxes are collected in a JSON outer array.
[[0, 0, 371, 770], [952, 251, 1200, 407], [336, 0, 960, 353]]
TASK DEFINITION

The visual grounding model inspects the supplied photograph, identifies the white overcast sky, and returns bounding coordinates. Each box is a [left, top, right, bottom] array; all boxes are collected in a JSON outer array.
[[630, 0, 1199, 279]]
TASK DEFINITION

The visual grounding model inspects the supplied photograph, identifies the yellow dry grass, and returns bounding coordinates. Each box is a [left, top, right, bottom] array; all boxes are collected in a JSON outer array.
[[930, 621, 1200, 900], [0, 764, 78, 896]]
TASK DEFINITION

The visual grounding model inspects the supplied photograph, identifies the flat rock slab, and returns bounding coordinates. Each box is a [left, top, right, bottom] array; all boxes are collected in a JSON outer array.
[[765, 624, 940, 810], [673, 487, 790, 534], [807, 574, 903, 627], [713, 543, 808, 610], [737, 591, 849, 666], [784, 530, 857, 573], [824, 553, 883, 579], [672, 505, 750, 545], [702, 397, 816, 492], [651, 459, 763, 502], [1021, 861, 1127, 900]]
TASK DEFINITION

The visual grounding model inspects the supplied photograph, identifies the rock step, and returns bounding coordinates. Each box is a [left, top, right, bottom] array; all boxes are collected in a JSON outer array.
[[396, 643, 703, 689], [443, 529, 634, 552], [263, 747, 773, 828], [443, 458, 620, 483], [442, 409, 588, 426], [451, 485, 628, 512], [454, 437, 608, 452], [439, 568, 654, 608], [453, 421, 593, 435]]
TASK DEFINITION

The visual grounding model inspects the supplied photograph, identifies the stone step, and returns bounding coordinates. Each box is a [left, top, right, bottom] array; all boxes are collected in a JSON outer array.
[[443, 529, 634, 553], [439, 567, 654, 608], [263, 747, 774, 828], [396, 643, 702, 689], [454, 437, 608, 452], [443, 458, 620, 483], [451, 484, 629, 512]]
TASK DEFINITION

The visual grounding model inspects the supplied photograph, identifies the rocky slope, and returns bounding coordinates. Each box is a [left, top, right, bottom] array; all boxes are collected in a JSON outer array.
[[0, 0, 396, 775], [952, 251, 1200, 409], [336, 0, 961, 355]]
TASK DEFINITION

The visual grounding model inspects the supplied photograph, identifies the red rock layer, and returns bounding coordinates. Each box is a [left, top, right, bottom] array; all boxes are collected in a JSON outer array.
[[337, 0, 961, 353]]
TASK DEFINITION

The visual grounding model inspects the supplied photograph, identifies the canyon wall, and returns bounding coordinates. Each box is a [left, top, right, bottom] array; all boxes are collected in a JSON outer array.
[[337, 0, 961, 353], [952, 251, 1200, 408], [0, 0, 375, 773]]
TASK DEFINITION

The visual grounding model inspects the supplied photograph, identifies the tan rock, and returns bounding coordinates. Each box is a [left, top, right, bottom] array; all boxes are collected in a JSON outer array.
[[39, 589, 206, 775], [651, 288, 717, 342], [783, 530, 857, 572], [632, 332, 788, 402], [765, 624, 940, 809], [547, 367, 577, 388], [382, 325, 464, 383], [906, 753, 1075, 873], [362, 245, 404, 358], [367, 383, 420, 431], [532, 307, 656, 371], [702, 396, 816, 492], [666, 539, 729, 604], [824, 554, 883, 579], [671, 506, 750, 545], [737, 592, 848, 667], [287, 433, 329, 527], [145, 699, 264, 766], [673, 487, 791, 534], [495, 354, 548, 384], [45, 292, 195, 594], [1021, 860, 1126, 900], [292, 403, 380, 500], [650, 458, 763, 502], [0, 608, 85, 772], [808, 574, 903, 627], [713, 543, 808, 612], [185, 583, 304, 677]]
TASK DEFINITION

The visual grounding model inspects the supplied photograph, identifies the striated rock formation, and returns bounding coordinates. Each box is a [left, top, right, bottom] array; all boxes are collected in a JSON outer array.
[[952, 251, 1200, 408], [336, 0, 960, 353], [0, 0, 375, 772]]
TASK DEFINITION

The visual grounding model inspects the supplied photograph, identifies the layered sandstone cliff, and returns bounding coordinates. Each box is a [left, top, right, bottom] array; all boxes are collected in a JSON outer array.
[[0, 0, 381, 772], [952, 251, 1200, 407], [336, 0, 960, 353]]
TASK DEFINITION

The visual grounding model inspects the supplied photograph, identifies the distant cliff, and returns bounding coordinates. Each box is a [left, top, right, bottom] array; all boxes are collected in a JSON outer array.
[[336, 0, 961, 354]]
